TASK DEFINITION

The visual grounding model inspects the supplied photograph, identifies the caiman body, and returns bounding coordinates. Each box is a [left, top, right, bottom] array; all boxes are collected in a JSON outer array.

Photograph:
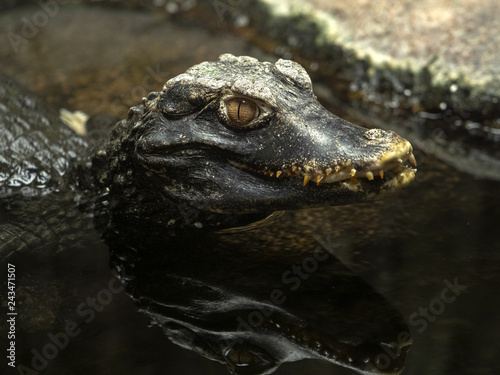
[[0, 55, 416, 375]]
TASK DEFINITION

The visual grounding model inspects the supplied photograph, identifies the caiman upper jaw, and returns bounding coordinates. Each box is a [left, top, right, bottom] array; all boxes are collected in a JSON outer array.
[[229, 129, 417, 188]]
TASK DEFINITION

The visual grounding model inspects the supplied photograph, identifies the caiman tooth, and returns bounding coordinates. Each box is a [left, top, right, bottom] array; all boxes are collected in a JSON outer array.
[[303, 175, 311, 186], [292, 166, 297, 173], [379, 170, 384, 179], [366, 171, 374, 181], [325, 168, 332, 176], [276, 171, 282, 178], [397, 172, 405, 182], [316, 175, 324, 186], [334, 166, 340, 173], [350, 168, 356, 177], [270, 171, 275, 177], [409, 153, 417, 167]]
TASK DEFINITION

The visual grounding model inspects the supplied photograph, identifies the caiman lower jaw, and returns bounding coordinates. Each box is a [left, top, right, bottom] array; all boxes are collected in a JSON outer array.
[[228, 148, 417, 188]]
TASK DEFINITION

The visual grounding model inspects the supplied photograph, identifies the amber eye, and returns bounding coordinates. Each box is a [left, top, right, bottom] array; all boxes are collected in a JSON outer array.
[[224, 345, 275, 375], [225, 98, 261, 126], [226, 347, 255, 366]]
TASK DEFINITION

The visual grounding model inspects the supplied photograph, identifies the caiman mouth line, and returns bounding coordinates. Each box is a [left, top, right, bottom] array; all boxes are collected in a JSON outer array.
[[263, 317, 411, 375], [228, 144, 417, 188]]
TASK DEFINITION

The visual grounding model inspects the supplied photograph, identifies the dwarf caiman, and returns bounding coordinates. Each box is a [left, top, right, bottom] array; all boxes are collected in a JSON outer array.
[[0, 54, 416, 374]]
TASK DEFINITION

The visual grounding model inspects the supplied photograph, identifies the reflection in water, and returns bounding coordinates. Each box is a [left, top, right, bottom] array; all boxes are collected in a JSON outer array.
[[109, 232, 411, 375]]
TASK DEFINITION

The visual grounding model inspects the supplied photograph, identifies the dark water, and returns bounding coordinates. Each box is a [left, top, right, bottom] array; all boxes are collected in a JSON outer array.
[[1, 4, 499, 375]]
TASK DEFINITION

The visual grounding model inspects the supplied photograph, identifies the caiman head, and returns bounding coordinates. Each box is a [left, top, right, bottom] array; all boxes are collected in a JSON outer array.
[[98, 54, 416, 231]]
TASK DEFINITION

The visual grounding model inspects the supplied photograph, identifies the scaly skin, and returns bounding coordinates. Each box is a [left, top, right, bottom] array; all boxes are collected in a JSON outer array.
[[0, 71, 94, 258]]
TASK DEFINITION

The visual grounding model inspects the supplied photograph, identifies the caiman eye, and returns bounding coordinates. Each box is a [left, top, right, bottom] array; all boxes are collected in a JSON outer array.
[[225, 98, 260, 126], [226, 347, 255, 366], [224, 344, 277, 375], [219, 93, 273, 131]]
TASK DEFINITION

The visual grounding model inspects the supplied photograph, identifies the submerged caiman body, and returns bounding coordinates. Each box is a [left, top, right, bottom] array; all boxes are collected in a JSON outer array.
[[0, 55, 416, 375], [0, 70, 94, 255]]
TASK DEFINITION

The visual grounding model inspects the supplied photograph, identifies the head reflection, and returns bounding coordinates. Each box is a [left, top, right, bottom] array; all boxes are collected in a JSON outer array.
[[111, 233, 411, 375]]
